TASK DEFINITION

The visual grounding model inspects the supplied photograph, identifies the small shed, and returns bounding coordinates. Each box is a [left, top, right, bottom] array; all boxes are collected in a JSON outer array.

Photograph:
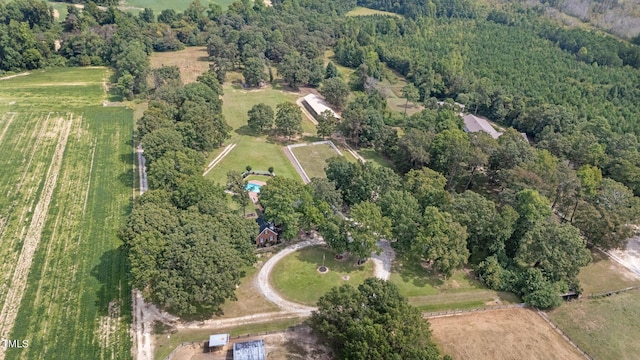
[[208, 333, 229, 348], [233, 339, 266, 360]]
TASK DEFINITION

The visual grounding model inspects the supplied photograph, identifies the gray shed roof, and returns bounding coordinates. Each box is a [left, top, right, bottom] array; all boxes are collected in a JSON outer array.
[[209, 333, 229, 347], [463, 114, 502, 139], [233, 340, 266, 360]]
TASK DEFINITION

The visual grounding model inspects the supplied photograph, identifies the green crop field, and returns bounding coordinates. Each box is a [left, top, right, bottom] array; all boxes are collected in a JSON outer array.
[[204, 79, 318, 185], [291, 143, 346, 179], [0, 68, 132, 360], [271, 246, 375, 305]]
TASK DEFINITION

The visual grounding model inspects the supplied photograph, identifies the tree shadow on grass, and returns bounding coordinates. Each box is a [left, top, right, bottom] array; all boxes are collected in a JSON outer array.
[[235, 125, 261, 137], [296, 246, 367, 275], [395, 256, 444, 288], [91, 247, 132, 321]]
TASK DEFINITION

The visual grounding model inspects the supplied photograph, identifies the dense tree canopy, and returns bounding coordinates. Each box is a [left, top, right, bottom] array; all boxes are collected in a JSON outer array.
[[311, 278, 444, 360]]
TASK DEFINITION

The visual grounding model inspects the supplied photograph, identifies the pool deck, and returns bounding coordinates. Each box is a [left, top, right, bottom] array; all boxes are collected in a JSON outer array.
[[247, 180, 267, 204]]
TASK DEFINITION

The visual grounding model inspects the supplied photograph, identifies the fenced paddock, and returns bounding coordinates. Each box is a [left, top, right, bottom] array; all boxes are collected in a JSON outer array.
[[286, 141, 344, 182], [429, 308, 587, 360]]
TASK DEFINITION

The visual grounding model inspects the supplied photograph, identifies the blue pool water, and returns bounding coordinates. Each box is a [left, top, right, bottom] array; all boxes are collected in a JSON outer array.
[[245, 183, 262, 193]]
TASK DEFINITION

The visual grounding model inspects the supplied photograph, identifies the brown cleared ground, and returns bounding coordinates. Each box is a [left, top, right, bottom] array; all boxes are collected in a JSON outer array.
[[150, 46, 210, 84], [429, 309, 584, 360]]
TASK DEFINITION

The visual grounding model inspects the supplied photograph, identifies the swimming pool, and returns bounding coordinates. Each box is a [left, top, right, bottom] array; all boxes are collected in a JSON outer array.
[[245, 183, 262, 193]]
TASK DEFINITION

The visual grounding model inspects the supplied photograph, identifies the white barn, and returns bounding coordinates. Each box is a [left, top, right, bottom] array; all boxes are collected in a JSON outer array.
[[302, 94, 340, 119]]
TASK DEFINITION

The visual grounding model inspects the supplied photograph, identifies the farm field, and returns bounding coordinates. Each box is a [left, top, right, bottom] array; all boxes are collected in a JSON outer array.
[[204, 80, 317, 185], [290, 143, 347, 179], [549, 291, 640, 360], [149, 46, 210, 84], [0, 69, 132, 360], [390, 258, 519, 311], [430, 308, 584, 360], [270, 246, 375, 306]]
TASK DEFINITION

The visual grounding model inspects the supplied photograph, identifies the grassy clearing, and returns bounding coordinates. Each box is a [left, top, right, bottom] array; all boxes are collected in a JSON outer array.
[[290, 143, 344, 179], [576, 250, 640, 295], [271, 246, 375, 306], [346, 6, 403, 17], [124, 0, 235, 13], [149, 46, 210, 84], [358, 148, 395, 168], [549, 291, 640, 360], [390, 258, 519, 311], [217, 264, 280, 319], [204, 80, 316, 185], [154, 317, 303, 360], [0, 68, 132, 360], [323, 50, 356, 79]]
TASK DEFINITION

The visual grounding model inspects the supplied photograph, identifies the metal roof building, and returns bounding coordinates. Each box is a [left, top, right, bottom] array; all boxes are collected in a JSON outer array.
[[208, 333, 229, 347], [463, 114, 503, 139], [233, 339, 266, 360], [302, 94, 340, 119]]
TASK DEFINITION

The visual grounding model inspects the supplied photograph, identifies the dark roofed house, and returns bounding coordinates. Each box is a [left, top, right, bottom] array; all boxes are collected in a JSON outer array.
[[233, 339, 266, 360], [256, 216, 278, 247]]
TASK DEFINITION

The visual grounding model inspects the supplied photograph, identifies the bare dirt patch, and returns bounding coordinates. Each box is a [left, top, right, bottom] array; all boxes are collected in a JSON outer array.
[[167, 326, 332, 360], [429, 308, 585, 360]]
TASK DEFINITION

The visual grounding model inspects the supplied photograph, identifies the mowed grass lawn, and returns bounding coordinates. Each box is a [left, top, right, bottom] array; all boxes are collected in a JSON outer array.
[[290, 143, 344, 179], [549, 292, 640, 360], [204, 80, 317, 185], [271, 246, 374, 306], [0, 68, 133, 360], [390, 258, 519, 311]]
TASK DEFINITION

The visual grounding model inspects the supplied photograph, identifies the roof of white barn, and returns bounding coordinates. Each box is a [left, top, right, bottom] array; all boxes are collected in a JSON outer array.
[[303, 94, 340, 119]]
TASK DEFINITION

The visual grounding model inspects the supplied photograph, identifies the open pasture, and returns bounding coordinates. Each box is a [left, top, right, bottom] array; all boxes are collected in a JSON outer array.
[[0, 68, 132, 360], [123, 0, 235, 13], [549, 291, 640, 360], [430, 308, 584, 360]]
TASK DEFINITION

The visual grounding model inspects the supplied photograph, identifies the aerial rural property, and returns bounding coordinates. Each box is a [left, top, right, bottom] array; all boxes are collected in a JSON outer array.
[[2, 0, 640, 359]]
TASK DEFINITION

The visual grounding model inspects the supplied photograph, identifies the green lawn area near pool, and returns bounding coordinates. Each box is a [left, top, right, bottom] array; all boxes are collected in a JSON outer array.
[[390, 257, 519, 311], [271, 246, 375, 306], [204, 78, 317, 185]]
